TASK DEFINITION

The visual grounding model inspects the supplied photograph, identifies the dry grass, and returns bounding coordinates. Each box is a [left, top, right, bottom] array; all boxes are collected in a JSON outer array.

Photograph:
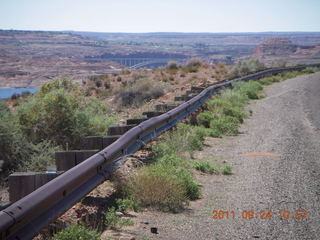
[[123, 167, 187, 211]]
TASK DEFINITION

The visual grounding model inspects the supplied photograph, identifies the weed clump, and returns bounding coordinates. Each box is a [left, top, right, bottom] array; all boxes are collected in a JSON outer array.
[[193, 160, 218, 174], [122, 163, 200, 212], [193, 159, 232, 175], [52, 224, 100, 240], [197, 81, 262, 137]]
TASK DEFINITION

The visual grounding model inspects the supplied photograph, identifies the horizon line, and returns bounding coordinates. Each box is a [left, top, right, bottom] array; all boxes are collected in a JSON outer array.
[[1, 29, 320, 34]]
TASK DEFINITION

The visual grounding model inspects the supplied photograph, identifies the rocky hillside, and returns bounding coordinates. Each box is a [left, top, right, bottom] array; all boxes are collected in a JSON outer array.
[[253, 37, 320, 65], [254, 37, 298, 57]]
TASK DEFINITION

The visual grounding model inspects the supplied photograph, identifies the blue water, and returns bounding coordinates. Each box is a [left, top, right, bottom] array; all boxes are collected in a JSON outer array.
[[0, 88, 38, 99]]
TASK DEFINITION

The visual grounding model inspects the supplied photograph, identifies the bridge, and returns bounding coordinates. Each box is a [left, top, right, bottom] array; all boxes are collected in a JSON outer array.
[[108, 58, 185, 69]]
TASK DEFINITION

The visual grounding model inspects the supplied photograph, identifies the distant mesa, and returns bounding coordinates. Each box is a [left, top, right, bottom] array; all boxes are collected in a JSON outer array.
[[254, 37, 298, 58]]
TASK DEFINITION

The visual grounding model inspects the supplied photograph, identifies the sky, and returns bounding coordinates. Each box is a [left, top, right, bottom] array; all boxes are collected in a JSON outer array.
[[0, 0, 319, 33]]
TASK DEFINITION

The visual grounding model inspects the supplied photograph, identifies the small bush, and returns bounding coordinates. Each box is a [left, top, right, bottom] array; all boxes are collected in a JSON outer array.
[[122, 162, 201, 212], [123, 165, 188, 211], [228, 59, 265, 78], [193, 160, 232, 175], [259, 76, 281, 85], [21, 91, 31, 98], [52, 224, 100, 240], [193, 160, 218, 174], [301, 68, 315, 74], [167, 61, 179, 70], [197, 112, 215, 128], [11, 93, 20, 100], [152, 123, 204, 158], [209, 115, 240, 136], [21, 140, 60, 171], [115, 78, 168, 107], [187, 58, 203, 67], [0, 110, 30, 173], [233, 81, 263, 99], [105, 206, 119, 228], [104, 81, 111, 89], [95, 79, 102, 88], [39, 78, 75, 95], [221, 165, 232, 175], [0, 100, 9, 118], [222, 105, 246, 123], [116, 198, 140, 212], [181, 58, 203, 73]]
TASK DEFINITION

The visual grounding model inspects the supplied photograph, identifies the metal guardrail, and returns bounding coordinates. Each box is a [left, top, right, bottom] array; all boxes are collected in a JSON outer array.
[[0, 63, 319, 239]]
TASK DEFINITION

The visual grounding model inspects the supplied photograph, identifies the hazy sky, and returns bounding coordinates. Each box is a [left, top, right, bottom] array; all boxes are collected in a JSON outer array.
[[1, 0, 319, 33]]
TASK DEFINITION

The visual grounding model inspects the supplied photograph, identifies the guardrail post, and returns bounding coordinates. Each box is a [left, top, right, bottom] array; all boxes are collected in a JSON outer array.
[[81, 136, 103, 150], [55, 150, 99, 171], [9, 172, 60, 202], [103, 136, 120, 148]]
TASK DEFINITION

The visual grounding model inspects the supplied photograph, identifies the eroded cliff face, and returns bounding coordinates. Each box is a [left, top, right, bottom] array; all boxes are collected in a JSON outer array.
[[254, 37, 298, 57]]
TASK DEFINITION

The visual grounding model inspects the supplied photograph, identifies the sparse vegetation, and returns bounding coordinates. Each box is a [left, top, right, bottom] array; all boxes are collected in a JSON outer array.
[[117, 123, 204, 212], [167, 61, 179, 70], [182, 58, 203, 73], [51, 224, 100, 240], [114, 77, 169, 107], [104, 199, 138, 229], [193, 160, 218, 174], [197, 80, 263, 137], [228, 59, 266, 78], [193, 159, 232, 175], [121, 163, 200, 212]]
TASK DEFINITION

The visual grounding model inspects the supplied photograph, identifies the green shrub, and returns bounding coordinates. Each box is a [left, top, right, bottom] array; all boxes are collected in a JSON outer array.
[[222, 105, 246, 123], [52, 224, 100, 240], [221, 165, 232, 175], [39, 78, 75, 95], [105, 206, 118, 228], [0, 104, 60, 175], [152, 123, 204, 158], [209, 115, 240, 136], [301, 67, 315, 74], [16, 81, 116, 148], [0, 100, 9, 118], [157, 154, 187, 167], [193, 160, 218, 174], [197, 112, 214, 128], [116, 198, 140, 212], [193, 160, 232, 175], [16, 89, 85, 147], [0, 111, 29, 174], [233, 81, 262, 99], [21, 140, 60, 171]]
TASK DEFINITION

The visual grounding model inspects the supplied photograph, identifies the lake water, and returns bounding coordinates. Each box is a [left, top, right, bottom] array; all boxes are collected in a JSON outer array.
[[0, 88, 38, 99]]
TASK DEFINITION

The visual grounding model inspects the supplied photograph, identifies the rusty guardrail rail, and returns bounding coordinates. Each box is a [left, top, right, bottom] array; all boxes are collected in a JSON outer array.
[[1, 63, 319, 239]]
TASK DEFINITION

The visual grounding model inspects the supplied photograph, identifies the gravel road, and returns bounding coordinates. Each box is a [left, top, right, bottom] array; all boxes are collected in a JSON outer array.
[[126, 72, 320, 240]]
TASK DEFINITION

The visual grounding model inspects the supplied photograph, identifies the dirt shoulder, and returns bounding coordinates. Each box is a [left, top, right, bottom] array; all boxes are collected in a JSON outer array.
[[107, 72, 320, 240]]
